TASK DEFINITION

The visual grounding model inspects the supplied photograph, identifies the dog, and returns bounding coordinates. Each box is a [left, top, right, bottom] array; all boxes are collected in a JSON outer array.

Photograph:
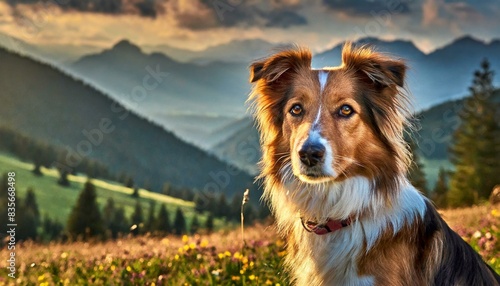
[[248, 43, 500, 286]]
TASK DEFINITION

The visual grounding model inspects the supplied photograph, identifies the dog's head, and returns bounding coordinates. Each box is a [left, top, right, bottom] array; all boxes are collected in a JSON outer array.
[[249, 43, 411, 194]]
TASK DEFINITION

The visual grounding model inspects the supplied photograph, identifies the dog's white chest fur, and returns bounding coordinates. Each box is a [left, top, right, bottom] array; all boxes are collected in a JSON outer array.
[[269, 176, 426, 286]]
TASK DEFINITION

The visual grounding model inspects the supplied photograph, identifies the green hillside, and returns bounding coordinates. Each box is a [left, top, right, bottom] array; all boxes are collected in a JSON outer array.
[[0, 152, 230, 229], [0, 47, 257, 198]]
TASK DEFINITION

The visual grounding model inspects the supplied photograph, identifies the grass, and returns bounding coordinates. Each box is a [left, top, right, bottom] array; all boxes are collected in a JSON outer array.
[[0, 204, 497, 285], [0, 152, 226, 229]]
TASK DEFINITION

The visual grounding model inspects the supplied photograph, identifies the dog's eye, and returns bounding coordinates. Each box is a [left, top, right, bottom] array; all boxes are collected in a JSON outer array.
[[290, 104, 304, 117], [338, 105, 353, 117]]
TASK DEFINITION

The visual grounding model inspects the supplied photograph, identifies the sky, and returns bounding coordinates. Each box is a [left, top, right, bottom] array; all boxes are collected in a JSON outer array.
[[0, 0, 499, 53]]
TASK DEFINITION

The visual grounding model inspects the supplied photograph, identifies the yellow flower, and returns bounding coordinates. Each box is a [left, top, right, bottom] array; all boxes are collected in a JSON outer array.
[[38, 274, 46, 282], [240, 269, 245, 274], [111, 265, 116, 271], [40, 283, 49, 286], [276, 284, 281, 286], [249, 274, 256, 280], [60, 252, 68, 259], [249, 261, 254, 268], [242, 257, 249, 264], [99, 265, 104, 271], [232, 276, 241, 281], [490, 258, 497, 264], [178, 247, 184, 254], [224, 250, 231, 257], [63, 278, 70, 286], [233, 252, 242, 260], [200, 239, 209, 248], [175, 254, 180, 260], [491, 209, 499, 218], [183, 245, 190, 251], [151, 283, 156, 286], [126, 266, 132, 272], [161, 238, 170, 246], [182, 235, 189, 243], [218, 253, 225, 259], [189, 242, 196, 250], [265, 280, 273, 285]]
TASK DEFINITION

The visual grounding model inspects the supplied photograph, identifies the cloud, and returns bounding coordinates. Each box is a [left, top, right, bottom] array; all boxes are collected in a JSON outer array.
[[6, 0, 167, 18], [173, 0, 308, 30], [322, 0, 411, 16]]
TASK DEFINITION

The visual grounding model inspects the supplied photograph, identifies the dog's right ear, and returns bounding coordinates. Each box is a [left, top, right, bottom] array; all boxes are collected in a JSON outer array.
[[249, 47, 312, 84]]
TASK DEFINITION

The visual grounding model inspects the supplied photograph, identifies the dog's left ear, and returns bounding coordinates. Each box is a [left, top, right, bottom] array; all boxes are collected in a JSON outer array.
[[249, 47, 312, 84], [342, 43, 406, 89]]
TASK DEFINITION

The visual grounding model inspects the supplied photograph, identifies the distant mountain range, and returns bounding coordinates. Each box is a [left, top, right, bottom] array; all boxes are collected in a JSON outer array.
[[63, 36, 500, 158], [0, 47, 256, 198], [212, 90, 500, 174]]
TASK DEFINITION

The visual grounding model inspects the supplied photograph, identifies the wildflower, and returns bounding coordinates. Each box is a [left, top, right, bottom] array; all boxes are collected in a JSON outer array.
[[111, 265, 116, 271], [60, 252, 68, 259], [485, 232, 492, 240], [224, 250, 231, 257], [174, 255, 180, 260], [276, 284, 281, 286], [99, 265, 104, 271], [126, 266, 132, 272], [38, 274, 46, 282], [233, 252, 242, 260], [218, 253, 225, 259], [473, 230, 482, 239], [189, 242, 196, 250], [232, 276, 241, 281], [200, 239, 209, 248], [249, 274, 256, 280], [265, 280, 273, 285], [491, 209, 499, 218], [182, 235, 189, 243]]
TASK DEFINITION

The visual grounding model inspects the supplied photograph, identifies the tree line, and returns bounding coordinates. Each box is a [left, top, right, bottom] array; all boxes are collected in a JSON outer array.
[[408, 59, 500, 208]]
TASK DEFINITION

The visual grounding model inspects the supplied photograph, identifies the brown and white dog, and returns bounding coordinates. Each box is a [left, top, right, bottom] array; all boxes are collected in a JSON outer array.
[[248, 43, 500, 286]]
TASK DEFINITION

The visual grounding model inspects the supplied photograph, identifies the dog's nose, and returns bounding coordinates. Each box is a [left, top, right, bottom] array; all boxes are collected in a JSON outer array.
[[298, 142, 325, 167]]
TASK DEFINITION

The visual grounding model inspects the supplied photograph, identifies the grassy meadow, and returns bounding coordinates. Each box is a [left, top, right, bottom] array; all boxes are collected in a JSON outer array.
[[0, 153, 226, 230], [0, 204, 497, 285]]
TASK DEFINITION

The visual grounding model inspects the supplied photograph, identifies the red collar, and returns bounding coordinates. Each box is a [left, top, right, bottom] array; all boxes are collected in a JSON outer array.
[[301, 217, 352, 235]]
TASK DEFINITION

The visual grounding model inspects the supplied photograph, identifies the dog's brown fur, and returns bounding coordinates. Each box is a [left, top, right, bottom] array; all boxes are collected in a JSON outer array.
[[249, 43, 500, 285]]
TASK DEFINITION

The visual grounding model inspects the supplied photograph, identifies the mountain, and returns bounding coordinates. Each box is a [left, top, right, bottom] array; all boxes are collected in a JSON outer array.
[[0, 32, 101, 65], [212, 90, 500, 174], [314, 36, 500, 109], [69, 40, 250, 117], [211, 118, 260, 174], [0, 47, 257, 198], [67, 36, 500, 163], [143, 39, 276, 64]]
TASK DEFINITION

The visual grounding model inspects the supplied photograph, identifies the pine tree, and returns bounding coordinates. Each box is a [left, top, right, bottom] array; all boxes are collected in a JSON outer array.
[[110, 207, 129, 238], [173, 207, 186, 235], [24, 188, 40, 221], [125, 176, 134, 189], [155, 204, 171, 233], [194, 193, 207, 213], [190, 215, 200, 234], [131, 187, 140, 198], [67, 180, 104, 239], [215, 193, 228, 218], [103, 198, 115, 238], [432, 168, 449, 208], [407, 139, 428, 195], [58, 170, 70, 187], [145, 201, 156, 232], [131, 201, 144, 227], [448, 60, 500, 207], [205, 213, 214, 233]]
